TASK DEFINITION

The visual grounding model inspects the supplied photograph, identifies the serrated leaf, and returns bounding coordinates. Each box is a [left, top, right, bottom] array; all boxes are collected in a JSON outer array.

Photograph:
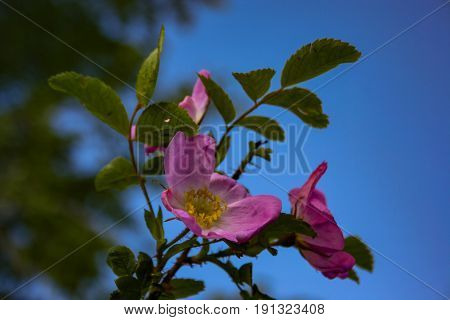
[[107, 246, 136, 276], [264, 88, 328, 128], [193, 239, 210, 261], [156, 207, 165, 243], [135, 252, 153, 287], [95, 157, 139, 191], [232, 68, 275, 101], [281, 38, 361, 87], [216, 135, 230, 166], [136, 26, 165, 106], [162, 237, 198, 266], [239, 263, 253, 286], [167, 278, 205, 299], [259, 214, 316, 241], [344, 236, 374, 272], [237, 116, 285, 141], [144, 209, 165, 246], [143, 155, 164, 175], [347, 269, 360, 284], [209, 258, 241, 284], [224, 214, 313, 257], [49, 72, 129, 135], [136, 102, 197, 146], [115, 276, 141, 299], [199, 75, 236, 123]]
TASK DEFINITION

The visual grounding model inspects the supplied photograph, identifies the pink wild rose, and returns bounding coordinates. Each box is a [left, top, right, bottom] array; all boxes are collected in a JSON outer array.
[[161, 132, 281, 243], [288, 162, 355, 279], [178, 69, 211, 124], [131, 70, 211, 155]]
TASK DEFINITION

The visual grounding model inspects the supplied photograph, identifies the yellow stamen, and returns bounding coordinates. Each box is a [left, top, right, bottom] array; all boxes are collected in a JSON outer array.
[[184, 188, 227, 228]]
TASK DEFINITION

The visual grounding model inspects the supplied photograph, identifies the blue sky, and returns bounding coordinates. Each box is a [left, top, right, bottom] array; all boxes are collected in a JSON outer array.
[[106, 0, 450, 299]]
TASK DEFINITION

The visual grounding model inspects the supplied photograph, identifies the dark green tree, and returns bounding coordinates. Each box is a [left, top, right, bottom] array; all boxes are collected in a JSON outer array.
[[0, 0, 221, 299]]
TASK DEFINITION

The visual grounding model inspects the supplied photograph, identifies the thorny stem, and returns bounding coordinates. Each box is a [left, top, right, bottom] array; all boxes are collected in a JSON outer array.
[[149, 236, 196, 299]]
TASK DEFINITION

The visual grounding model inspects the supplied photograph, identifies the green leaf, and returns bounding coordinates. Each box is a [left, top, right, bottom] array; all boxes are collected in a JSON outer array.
[[253, 147, 272, 161], [239, 263, 253, 286], [258, 214, 316, 243], [252, 284, 274, 300], [247, 284, 274, 300], [143, 155, 164, 175], [240, 290, 252, 300], [136, 102, 197, 146], [281, 38, 361, 87], [248, 141, 272, 161], [199, 75, 236, 123], [135, 252, 153, 288], [95, 157, 139, 191], [144, 208, 165, 247], [216, 135, 230, 166], [49, 72, 129, 135], [236, 116, 285, 141], [136, 26, 165, 106], [115, 276, 141, 299], [208, 258, 241, 284], [344, 236, 374, 272], [193, 239, 210, 261], [264, 88, 328, 128], [107, 246, 136, 276], [232, 68, 275, 101], [347, 269, 360, 284], [109, 290, 121, 300], [156, 207, 165, 245], [162, 237, 199, 266], [167, 278, 205, 299], [223, 215, 313, 258]]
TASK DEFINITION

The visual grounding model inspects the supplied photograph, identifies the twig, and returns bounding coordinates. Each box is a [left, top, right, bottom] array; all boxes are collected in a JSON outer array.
[[128, 104, 155, 216], [163, 228, 190, 251], [231, 140, 266, 180], [149, 236, 196, 299], [216, 88, 283, 151]]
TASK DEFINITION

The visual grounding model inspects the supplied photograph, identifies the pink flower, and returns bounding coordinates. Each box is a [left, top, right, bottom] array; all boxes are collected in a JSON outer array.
[[179, 69, 211, 124], [289, 162, 355, 279], [161, 132, 281, 243], [131, 70, 211, 155]]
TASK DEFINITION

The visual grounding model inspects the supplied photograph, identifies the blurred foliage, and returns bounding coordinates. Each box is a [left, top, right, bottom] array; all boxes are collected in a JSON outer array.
[[0, 0, 221, 298]]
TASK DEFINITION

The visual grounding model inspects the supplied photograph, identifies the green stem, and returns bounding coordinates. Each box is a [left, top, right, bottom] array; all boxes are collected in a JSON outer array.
[[231, 140, 266, 180], [163, 228, 190, 251], [216, 88, 283, 151], [149, 236, 196, 300], [128, 104, 155, 216]]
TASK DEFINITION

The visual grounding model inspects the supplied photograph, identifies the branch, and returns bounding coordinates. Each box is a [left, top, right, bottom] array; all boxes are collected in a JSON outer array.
[[163, 228, 190, 251], [231, 140, 266, 180], [216, 88, 283, 151], [149, 236, 195, 299]]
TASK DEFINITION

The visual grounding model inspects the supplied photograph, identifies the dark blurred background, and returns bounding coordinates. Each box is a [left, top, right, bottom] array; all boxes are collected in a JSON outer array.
[[0, 0, 221, 299]]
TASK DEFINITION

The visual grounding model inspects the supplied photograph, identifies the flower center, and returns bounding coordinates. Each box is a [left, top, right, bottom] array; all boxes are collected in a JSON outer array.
[[184, 188, 227, 228]]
